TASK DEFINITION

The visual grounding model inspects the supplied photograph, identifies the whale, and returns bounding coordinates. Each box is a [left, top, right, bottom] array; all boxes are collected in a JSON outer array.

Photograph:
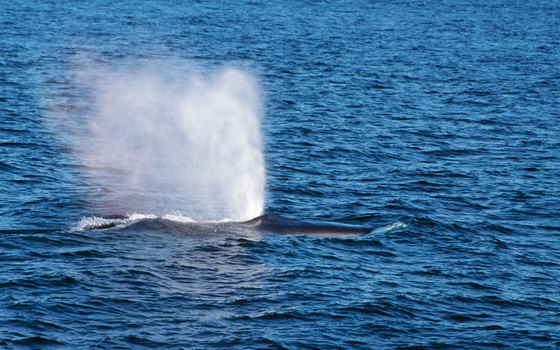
[[83, 214, 372, 237]]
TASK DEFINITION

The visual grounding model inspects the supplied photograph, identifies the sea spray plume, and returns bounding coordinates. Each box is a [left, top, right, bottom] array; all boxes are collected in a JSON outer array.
[[82, 65, 265, 221]]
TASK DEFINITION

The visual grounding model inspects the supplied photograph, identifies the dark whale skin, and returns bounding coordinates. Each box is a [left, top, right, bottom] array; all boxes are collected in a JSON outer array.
[[242, 215, 371, 236]]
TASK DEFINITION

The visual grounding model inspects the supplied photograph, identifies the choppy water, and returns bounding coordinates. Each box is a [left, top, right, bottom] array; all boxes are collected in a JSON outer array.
[[1, 0, 560, 349]]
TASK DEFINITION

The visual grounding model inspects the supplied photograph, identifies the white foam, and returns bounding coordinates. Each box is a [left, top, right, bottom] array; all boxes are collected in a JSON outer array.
[[74, 216, 126, 231], [372, 221, 408, 234], [75, 213, 209, 231], [161, 214, 195, 223], [128, 213, 157, 220]]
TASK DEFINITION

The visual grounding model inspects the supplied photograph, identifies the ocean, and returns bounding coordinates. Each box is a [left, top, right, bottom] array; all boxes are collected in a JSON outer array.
[[1, 0, 559, 348]]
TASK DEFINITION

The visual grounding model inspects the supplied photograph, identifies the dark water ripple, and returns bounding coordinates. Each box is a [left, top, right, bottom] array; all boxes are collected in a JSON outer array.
[[2, 0, 560, 348]]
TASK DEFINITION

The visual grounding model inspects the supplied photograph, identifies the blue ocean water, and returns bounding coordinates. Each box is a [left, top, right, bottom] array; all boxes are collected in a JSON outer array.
[[1, 0, 560, 348]]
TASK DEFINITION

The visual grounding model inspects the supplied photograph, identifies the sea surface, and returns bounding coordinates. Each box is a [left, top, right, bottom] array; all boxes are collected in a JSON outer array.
[[1, 0, 560, 349]]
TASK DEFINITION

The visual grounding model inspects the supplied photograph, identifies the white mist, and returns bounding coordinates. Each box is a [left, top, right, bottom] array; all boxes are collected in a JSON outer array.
[[82, 65, 265, 221]]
